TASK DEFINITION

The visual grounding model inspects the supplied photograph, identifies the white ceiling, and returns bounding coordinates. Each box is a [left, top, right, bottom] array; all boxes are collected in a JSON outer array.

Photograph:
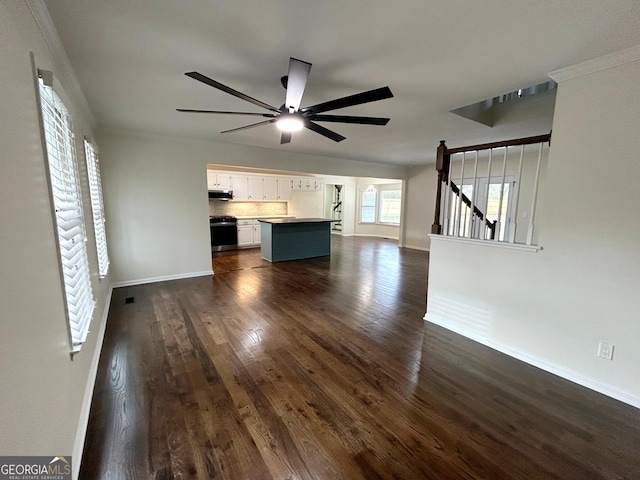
[[43, 0, 640, 166]]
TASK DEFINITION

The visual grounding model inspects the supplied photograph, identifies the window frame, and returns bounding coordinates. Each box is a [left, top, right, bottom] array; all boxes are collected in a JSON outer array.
[[359, 188, 378, 224], [359, 184, 403, 226], [84, 139, 110, 278], [38, 71, 96, 354], [377, 187, 402, 225]]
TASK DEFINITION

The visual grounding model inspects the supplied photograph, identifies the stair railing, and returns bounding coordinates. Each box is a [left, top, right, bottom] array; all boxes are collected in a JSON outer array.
[[432, 132, 551, 245]]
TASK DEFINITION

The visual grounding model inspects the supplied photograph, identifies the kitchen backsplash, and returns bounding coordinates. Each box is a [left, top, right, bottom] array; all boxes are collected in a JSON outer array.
[[209, 201, 288, 217]]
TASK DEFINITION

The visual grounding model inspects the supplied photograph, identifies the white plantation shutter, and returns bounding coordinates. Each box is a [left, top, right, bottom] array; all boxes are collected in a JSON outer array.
[[39, 77, 95, 353], [84, 140, 110, 277]]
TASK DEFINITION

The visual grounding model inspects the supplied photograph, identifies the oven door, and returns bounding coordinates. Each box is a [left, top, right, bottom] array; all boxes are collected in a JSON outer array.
[[210, 222, 238, 252]]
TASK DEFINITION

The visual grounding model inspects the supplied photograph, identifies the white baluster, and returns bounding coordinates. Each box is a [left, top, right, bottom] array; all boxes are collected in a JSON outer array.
[[469, 150, 478, 238], [483, 149, 493, 239], [456, 153, 466, 237], [495, 147, 508, 241], [443, 156, 453, 235], [526, 143, 544, 245], [508, 145, 525, 243]]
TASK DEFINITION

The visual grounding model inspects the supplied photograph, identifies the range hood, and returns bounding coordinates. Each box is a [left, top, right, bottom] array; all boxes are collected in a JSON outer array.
[[208, 189, 233, 201]]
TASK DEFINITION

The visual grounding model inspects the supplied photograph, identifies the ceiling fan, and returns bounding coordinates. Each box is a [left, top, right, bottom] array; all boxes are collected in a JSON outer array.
[[177, 57, 393, 144]]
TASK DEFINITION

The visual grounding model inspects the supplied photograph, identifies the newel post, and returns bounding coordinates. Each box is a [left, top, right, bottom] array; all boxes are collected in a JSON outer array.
[[431, 140, 450, 235]]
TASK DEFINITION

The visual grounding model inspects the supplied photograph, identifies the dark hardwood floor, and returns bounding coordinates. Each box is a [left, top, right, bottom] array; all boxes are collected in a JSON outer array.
[[80, 236, 640, 479]]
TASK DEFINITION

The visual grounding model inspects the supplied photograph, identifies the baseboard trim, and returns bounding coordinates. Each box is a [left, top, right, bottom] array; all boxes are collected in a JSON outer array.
[[72, 285, 113, 480], [352, 234, 399, 240], [424, 313, 640, 410], [111, 270, 214, 288], [400, 243, 430, 252]]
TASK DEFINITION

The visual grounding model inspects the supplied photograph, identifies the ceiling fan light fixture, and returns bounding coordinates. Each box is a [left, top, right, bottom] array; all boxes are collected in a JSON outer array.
[[180, 57, 393, 143], [276, 115, 304, 132]]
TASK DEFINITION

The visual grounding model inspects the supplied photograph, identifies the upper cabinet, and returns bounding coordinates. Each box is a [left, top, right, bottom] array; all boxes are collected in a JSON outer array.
[[207, 170, 322, 201], [207, 171, 232, 190], [262, 177, 278, 200], [230, 175, 249, 200], [247, 177, 263, 200], [276, 177, 291, 201], [291, 177, 324, 192]]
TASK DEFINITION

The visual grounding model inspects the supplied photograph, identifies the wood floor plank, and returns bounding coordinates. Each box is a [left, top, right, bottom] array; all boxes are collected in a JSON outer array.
[[80, 237, 640, 480]]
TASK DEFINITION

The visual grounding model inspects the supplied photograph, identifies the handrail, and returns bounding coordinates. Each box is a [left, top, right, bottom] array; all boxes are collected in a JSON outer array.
[[449, 180, 497, 239], [446, 132, 551, 155]]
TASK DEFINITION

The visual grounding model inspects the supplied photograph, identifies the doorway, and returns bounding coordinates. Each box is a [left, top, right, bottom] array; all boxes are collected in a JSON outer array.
[[325, 184, 344, 234]]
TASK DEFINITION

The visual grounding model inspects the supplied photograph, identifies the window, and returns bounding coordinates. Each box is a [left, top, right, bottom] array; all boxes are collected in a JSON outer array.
[[39, 73, 95, 353], [360, 185, 403, 225], [378, 189, 401, 225], [360, 188, 377, 223], [84, 140, 110, 277], [446, 176, 516, 240]]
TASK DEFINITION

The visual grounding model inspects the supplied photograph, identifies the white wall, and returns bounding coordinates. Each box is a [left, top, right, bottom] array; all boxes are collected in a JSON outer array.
[[426, 55, 640, 407], [402, 165, 439, 251], [98, 131, 213, 285], [289, 190, 324, 218], [99, 129, 406, 284], [0, 2, 111, 474]]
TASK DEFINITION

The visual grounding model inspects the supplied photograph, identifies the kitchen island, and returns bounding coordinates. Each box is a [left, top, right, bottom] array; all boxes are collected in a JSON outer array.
[[258, 218, 337, 262]]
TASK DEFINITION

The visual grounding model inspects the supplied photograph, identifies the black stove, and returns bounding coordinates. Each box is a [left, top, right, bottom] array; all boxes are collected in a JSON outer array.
[[210, 215, 237, 225], [210, 216, 238, 252]]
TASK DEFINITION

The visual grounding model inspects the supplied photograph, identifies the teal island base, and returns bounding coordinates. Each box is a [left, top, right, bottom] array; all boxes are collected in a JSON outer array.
[[259, 218, 337, 262]]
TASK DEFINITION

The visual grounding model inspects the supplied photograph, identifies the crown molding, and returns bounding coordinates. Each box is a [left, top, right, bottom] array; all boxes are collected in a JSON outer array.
[[549, 44, 640, 82], [26, 0, 97, 129]]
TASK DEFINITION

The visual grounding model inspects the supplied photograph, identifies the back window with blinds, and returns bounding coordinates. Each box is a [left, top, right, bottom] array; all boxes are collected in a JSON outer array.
[[84, 140, 110, 278], [39, 76, 95, 353]]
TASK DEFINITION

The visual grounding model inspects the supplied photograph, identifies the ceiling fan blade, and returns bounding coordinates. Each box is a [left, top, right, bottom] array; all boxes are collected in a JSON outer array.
[[302, 86, 393, 114], [308, 114, 390, 125], [305, 121, 346, 142], [177, 109, 276, 117], [280, 132, 292, 144], [185, 72, 280, 113], [284, 58, 312, 112], [220, 119, 276, 134]]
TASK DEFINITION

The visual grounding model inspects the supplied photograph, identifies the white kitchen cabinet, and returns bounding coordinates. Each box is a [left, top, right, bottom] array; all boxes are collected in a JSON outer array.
[[231, 175, 249, 200], [262, 177, 278, 200], [247, 177, 263, 200], [207, 171, 232, 190], [253, 223, 262, 245], [291, 177, 312, 191], [277, 177, 291, 200], [211, 171, 321, 200], [291, 177, 323, 192], [207, 171, 216, 189], [237, 219, 261, 247], [237, 221, 254, 246], [302, 178, 314, 191]]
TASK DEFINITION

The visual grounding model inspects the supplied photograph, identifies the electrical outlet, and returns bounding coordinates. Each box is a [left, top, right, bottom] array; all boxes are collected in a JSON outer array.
[[598, 341, 614, 360]]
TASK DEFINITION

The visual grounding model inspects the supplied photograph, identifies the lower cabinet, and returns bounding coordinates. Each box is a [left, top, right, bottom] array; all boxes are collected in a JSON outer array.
[[252, 224, 261, 245], [237, 220, 261, 247]]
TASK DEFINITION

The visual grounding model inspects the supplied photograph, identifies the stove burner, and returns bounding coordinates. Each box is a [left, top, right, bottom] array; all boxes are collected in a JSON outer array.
[[210, 215, 237, 224]]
